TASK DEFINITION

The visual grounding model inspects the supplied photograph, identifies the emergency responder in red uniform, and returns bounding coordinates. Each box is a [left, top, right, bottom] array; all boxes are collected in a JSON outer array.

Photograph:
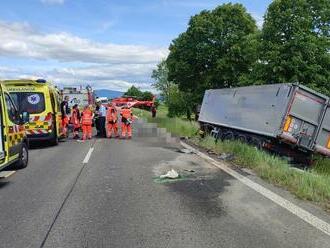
[[60, 96, 70, 137], [80, 105, 93, 141], [70, 104, 80, 139], [120, 106, 133, 139], [106, 103, 119, 138]]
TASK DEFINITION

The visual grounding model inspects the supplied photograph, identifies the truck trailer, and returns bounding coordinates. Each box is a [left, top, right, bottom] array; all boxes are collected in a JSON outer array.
[[198, 83, 330, 160]]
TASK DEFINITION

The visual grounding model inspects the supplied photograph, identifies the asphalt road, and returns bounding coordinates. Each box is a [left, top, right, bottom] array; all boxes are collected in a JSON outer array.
[[0, 121, 329, 248]]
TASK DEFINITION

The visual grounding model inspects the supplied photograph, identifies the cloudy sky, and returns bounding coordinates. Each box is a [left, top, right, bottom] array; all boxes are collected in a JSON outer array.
[[0, 0, 271, 92]]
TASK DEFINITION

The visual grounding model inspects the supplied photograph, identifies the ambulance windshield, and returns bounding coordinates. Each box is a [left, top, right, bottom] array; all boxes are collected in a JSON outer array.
[[10, 92, 45, 114]]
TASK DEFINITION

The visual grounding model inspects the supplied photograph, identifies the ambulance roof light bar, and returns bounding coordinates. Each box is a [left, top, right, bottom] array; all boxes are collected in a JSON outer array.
[[36, 79, 46, 83]]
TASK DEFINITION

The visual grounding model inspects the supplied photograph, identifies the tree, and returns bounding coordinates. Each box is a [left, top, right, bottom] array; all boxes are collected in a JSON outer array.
[[166, 3, 258, 107], [141, 91, 154, 101], [123, 86, 154, 101], [166, 84, 194, 119], [151, 60, 173, 103], [124, 86, 142, 98], [257, 0, 330, 95]]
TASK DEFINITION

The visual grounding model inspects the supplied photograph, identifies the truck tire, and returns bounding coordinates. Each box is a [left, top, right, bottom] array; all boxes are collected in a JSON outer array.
[[11, 143, 28, 170]]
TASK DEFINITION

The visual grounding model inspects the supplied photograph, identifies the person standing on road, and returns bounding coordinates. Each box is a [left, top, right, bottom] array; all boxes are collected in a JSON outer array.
[[120, 106, 133, 139], [106, 103, 119, 138], [151, 106, 157, 118], [70, 104, 80, 139], [94, 101, 100, 136], [79, 105, 94, 142], [60, 96, 70, 137], [96, 101, 107, 138]]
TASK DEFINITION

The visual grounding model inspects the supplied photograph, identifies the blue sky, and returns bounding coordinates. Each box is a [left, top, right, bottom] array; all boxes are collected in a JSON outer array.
[[0, 0, 271, 91]]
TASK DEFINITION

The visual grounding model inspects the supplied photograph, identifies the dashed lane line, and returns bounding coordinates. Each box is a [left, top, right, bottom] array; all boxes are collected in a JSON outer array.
[[181, 141, 330, 237], [40, 141, 97, 248], [83, 147, 94, 164]]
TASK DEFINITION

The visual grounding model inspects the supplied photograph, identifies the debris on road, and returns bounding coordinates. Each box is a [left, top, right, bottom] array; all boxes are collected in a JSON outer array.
[[177, 148, 194, 154], [218, 153, 235, 161], [184, 169, 195, 173], [160, 169, 180, 179], [207, 150, 216, 155]]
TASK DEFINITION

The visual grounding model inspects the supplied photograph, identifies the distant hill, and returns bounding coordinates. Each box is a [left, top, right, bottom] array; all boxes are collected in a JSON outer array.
[[94, 89, 123, 99]]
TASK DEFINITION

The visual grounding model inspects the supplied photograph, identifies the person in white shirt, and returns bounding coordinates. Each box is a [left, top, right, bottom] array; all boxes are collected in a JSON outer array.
[[96, 101, 107, 137]]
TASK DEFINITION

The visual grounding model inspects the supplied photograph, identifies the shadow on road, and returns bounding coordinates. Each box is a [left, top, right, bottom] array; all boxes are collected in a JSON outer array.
[[0, 181, 10, 189], [28, 139, 68, 150]]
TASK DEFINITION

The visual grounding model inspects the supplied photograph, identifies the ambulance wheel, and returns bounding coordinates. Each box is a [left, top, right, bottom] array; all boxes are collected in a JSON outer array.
[[12, 143, 29, 170], [51, 135, 59, 146]]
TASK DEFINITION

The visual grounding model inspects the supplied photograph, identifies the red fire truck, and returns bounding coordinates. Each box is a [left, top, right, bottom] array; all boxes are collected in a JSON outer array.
[[111, 96, 155, 109]]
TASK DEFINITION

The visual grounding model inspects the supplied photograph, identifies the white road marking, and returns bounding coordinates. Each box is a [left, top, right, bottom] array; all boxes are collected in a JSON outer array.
[[0, 170, 16, 178], [181, 141, 330, 237], [83, 147, 94, 164]]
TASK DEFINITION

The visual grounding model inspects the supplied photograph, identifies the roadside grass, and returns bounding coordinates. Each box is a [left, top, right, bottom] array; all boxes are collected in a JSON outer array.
[[136, 104, 330, 209], [193, 136, 330, 206], [313, 156, 330, 176], [134, 105, 199, 138]]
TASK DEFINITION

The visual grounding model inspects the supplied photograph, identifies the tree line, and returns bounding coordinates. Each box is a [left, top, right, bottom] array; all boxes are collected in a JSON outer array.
[[152, 0, 330, 119], [123, 85, 154, 101]]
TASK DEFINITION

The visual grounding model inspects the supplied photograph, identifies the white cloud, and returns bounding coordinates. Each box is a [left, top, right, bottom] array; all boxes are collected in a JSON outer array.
[[98, 21, 116, 33], [40, 0, 65, 5], [0, 21, 168, 64], [0, 64, 155, 92], [47, 64, 155, 91], [251, 13, 264, 29], [0, 66, 20, 73], [0, 20, 168, 91]]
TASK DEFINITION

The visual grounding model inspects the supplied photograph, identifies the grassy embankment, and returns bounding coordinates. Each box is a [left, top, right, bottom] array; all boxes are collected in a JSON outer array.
[[134, 105, 199, 137], [135, 105, 330, 209]]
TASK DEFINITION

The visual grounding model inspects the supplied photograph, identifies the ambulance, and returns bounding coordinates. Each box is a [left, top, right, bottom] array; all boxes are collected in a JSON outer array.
[[0, 82, 29, 171], [2, 79, 64, 145]]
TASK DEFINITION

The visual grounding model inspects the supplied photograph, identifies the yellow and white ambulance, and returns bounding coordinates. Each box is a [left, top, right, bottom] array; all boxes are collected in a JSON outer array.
[[0, 82, 29, 171], [2, 79, 64, 145]]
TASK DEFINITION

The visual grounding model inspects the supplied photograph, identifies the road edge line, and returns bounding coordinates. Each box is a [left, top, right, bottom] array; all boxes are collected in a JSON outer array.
[[180, 141, 330, 237]]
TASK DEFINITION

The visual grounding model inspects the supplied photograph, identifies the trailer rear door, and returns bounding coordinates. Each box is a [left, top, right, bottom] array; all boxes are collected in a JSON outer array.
[[315, 106, 330, 156], [283, 88, 327, 150]]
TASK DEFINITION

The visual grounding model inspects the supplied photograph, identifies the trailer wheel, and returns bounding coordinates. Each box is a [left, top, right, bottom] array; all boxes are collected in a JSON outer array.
[[238, 135, 247, 143], [223, 131, 234, 141], [250, 138, 263, 150]]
